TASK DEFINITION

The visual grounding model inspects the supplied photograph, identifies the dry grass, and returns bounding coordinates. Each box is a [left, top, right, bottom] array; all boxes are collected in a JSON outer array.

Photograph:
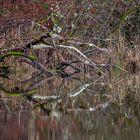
[[0, 0, 140, 112]]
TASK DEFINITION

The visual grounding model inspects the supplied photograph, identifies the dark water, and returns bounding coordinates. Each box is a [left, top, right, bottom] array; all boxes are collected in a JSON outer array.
[[0, 109, 140, 140], [0, 68, 140, 140]]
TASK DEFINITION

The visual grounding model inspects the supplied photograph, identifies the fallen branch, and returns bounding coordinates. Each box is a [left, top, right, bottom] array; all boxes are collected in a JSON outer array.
[[0, 51, 36, 62], [31, 44, 104, 74], [20, 58, 54, 76]]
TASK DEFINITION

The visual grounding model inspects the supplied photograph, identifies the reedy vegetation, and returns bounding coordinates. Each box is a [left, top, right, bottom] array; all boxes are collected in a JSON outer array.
[[0, 0, 140, 111]]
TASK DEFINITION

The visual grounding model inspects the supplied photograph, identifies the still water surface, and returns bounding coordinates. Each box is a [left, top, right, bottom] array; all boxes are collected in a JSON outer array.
[[0, 68, 140, 140], [0, 109, 140, 140]]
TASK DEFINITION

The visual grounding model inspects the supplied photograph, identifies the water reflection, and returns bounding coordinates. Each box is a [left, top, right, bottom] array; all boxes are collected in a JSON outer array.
[[0, 108, 140, 140], [0, 64, 140, 139]]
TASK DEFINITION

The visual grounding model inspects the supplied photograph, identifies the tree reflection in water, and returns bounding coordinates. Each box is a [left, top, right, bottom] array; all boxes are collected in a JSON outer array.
[[0, 69, 140, 140]]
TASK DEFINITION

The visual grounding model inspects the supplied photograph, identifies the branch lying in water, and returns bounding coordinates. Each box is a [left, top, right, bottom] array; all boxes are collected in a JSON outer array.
[[32, 82, 92, 100], [31, 44, 104, 74], [0, 51, 36, 62], [0, 51, 54, 76]]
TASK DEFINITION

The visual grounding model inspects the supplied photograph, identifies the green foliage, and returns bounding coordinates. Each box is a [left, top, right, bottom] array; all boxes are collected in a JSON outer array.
[[0, 8, 4, 17], [43, 3, 49, 10], [121, 5, 140, 22], [113, 5, 140, 34], [32, 0, 40, 3], [114, 61, 123, 77], [32, 0, 49, 10]]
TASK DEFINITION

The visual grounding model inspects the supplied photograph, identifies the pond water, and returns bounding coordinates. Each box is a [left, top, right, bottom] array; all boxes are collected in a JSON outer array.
[[0, 66, 140, 140], [0, 108, 140, 140], [1, 1, 140, 139]]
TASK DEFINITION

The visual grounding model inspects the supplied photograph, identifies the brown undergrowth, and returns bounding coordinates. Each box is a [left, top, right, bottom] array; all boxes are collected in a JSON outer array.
[[0, 0, 140, 113]]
